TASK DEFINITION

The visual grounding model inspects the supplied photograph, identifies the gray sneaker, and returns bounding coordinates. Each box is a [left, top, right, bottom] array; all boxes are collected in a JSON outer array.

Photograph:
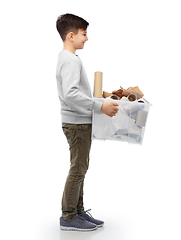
[[60, 215, 97, 231], [79, 209, 104, 227]]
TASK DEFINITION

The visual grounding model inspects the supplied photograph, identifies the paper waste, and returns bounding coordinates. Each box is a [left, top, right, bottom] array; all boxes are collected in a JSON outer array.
[[92, 97, 151, 144]]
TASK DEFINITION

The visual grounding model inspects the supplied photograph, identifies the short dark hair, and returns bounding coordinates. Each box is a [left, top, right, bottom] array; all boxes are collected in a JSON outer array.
[[56, 13, 89, 41]]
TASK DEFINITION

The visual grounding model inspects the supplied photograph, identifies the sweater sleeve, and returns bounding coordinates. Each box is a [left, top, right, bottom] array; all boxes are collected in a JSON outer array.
[[61, 59, 102, 112]]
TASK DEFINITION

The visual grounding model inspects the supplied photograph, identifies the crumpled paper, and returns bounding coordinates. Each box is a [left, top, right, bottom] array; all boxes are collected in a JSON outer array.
[[103, 86, 144, 100]]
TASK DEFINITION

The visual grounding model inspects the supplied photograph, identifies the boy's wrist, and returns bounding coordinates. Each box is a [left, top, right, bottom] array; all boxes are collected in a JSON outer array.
[[92, 100, 102, 112]]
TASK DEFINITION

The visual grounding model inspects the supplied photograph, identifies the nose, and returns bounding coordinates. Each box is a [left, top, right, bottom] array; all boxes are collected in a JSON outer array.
[[86, 35, 88, 41]]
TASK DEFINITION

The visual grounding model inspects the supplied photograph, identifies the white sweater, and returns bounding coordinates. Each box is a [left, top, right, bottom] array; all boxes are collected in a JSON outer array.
[[56, 50, 102, 124]]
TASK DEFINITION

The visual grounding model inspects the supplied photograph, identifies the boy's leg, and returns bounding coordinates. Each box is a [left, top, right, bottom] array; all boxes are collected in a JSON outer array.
[[76, 179, 84, 215], [61, 123, 92, 221]]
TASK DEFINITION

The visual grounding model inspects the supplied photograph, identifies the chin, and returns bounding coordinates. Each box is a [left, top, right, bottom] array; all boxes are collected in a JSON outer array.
[[76, 43, 85, 49]]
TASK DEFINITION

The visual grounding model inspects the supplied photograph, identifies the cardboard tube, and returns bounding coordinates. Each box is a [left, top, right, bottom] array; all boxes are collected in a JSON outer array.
[[128, 93, 137, 101], [110, 95, 119, 100], [94, 71, 103, 97], [136, 110, 148, 127]]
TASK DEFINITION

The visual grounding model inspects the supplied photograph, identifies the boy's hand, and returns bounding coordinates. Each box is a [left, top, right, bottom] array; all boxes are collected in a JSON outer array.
[[101, 102, 119, 117]]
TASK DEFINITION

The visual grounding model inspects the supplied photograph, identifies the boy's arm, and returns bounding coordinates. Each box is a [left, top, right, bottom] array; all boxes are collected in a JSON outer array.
[[61, 60, 119, 117], [61, 60, 102, 112]]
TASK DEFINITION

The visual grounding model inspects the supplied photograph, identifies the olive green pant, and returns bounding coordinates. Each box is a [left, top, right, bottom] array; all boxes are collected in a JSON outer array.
[[61, 123, 92, 221]]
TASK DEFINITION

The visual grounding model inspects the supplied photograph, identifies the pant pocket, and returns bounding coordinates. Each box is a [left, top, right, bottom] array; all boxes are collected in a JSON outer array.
[[81, 124, 92, 132]]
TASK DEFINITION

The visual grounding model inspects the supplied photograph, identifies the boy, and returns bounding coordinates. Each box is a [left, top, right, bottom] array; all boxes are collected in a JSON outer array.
[[56, 13, 119, 231]]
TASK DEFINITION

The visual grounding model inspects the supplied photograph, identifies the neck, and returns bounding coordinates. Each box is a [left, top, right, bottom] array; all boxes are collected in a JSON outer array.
[[63, 42, 76, 54]]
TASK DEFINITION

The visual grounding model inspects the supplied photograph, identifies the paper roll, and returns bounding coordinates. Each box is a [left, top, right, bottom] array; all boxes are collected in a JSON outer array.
[[128, 93, 137, 101], [124, 102, 141, 115], [136, 110, 148, 127], [110, 95, 119, 100], [94, 71, 103, 97]]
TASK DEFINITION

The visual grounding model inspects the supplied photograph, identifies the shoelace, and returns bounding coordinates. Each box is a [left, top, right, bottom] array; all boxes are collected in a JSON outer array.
[[84, 209, 93, 218]]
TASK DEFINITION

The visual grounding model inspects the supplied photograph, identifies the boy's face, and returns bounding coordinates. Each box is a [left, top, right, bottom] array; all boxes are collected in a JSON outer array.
[[73, 29, 88, 50]]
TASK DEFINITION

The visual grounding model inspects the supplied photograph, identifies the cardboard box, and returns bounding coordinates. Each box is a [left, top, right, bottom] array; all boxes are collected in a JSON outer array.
[[92, 98, 151, 144]]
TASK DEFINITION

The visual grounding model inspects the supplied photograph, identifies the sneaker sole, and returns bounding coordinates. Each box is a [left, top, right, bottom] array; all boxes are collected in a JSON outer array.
[[60, 225, 97, 231], [97, 223, 104, 227]]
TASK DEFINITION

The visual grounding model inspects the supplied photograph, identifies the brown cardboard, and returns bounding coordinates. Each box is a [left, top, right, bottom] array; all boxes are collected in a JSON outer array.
[[111, 86, 144, 100], [103, 91, 112, 98], [126, 86, 144, 99]]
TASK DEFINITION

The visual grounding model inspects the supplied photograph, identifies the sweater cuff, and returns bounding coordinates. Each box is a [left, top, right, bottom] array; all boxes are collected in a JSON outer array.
[[92, 100, 103, 112]]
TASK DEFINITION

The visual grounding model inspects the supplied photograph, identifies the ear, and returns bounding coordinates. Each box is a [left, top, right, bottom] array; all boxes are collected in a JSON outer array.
[[67, 32, 75, 42]]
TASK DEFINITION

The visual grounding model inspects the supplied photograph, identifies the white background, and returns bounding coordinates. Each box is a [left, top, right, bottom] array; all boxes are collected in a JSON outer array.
[[0, 0, 181, 240]]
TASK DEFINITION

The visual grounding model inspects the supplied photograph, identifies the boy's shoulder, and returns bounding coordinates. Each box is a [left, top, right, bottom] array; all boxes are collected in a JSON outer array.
[[59, 50, 80, 64], [57, 50, 82, 73]]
